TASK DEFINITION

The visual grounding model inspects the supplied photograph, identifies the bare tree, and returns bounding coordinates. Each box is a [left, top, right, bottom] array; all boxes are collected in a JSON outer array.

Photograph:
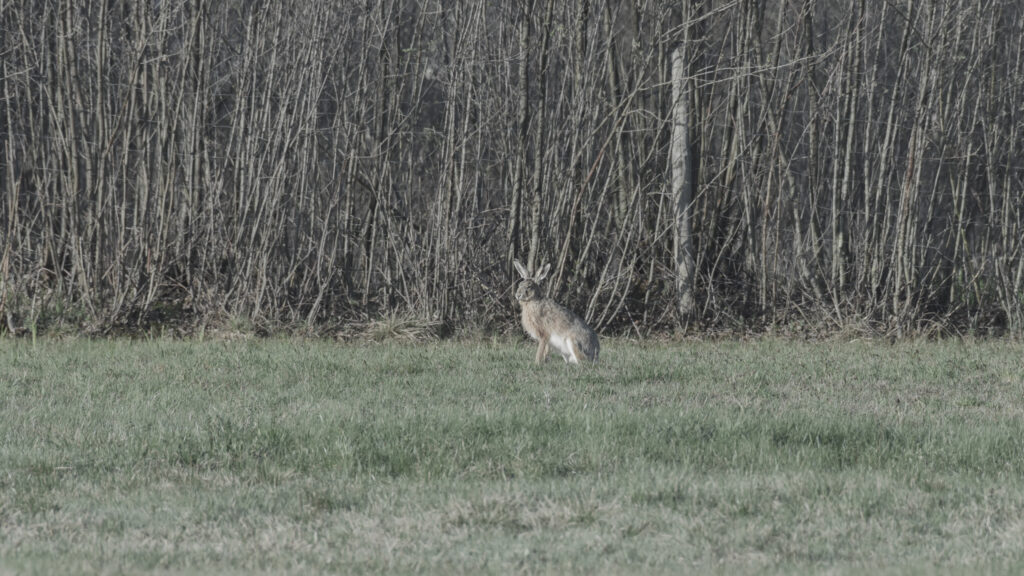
[[1, 0, 1023, 337]]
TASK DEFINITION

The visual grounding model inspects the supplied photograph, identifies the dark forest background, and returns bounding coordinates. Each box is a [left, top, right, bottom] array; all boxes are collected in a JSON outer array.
[[2, 0, 1023, 337]]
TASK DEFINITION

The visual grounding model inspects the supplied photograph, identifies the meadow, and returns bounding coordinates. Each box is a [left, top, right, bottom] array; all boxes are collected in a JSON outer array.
[[2, 337, 1024, 574]]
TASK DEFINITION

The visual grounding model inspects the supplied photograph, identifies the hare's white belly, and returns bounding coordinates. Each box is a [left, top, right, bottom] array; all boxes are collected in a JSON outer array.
[[549, 333, 579, 364]]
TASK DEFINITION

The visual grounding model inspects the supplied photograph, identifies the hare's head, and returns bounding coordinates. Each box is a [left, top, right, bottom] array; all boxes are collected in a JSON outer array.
[[513, 260, 550, 303]]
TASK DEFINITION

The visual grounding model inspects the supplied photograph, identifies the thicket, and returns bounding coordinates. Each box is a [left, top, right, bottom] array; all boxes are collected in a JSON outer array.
[[2, 0, 1023, 336]]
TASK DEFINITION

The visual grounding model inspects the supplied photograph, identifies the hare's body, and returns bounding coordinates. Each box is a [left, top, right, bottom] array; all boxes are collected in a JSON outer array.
[[514, 260, 599, 364]]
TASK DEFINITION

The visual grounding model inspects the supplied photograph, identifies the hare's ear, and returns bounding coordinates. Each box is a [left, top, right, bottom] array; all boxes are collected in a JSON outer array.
[[513, 259, 530, 280], [535, 262, 551, 282]]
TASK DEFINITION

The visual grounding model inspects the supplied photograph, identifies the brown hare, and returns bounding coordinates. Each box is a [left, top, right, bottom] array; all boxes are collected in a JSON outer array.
[[513, 260, 599, 364]]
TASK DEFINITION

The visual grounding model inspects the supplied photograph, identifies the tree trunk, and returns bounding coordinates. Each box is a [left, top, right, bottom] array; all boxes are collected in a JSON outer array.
[[671, 43, 695, 321]]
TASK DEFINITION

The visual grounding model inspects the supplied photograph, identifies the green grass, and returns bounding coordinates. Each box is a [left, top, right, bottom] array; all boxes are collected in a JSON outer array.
[[3, 338, 1024, 574]]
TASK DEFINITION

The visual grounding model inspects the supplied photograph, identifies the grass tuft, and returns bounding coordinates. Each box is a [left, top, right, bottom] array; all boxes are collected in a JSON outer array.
[[354, 312, 446, 342]]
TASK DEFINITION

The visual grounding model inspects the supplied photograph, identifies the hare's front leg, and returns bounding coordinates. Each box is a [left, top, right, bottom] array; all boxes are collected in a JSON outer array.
[[535, 335, 549, 364]]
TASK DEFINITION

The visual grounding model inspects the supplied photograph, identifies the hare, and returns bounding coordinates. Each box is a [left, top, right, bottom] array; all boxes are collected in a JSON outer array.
[[513, 260, 599, 364]]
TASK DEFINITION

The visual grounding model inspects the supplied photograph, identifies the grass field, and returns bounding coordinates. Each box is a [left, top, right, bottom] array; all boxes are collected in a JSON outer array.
[[3, 337, 1024, 574]]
